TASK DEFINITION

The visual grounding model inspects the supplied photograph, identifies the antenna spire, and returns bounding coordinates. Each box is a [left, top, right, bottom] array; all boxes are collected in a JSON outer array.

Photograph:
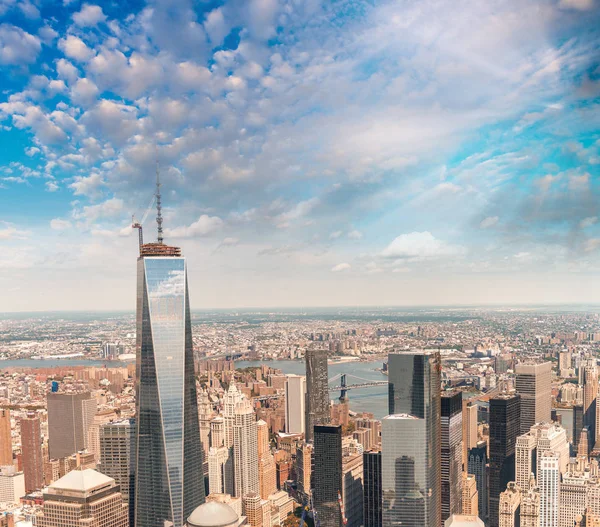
[[155, 147, 163, 244]]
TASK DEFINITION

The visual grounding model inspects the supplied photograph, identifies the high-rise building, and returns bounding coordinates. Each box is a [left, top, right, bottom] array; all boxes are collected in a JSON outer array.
[[257, 420, 276, 500], [515, 432, 536, 491], [210, 416, 225, 448], [296, 443, 312, 498], [233, 398, 259, 498], [38, 469, 128, 527], [498, 482, 520, 527], [445, 515, 484, 527], [384, 351, 441, 527], [313, 425, 343, 527], [489, 393, 520, 527], [198, 388, 213, 477], [285, 375, 306, 435], [441, 390, 463, 522], [363, 450, 382, 527], [529, 422, 569, 474], [224, 384, 244, 449], [0, 409, 12, 466], [47, 392, 96, 459], [0, 466, 25, 504], [573, 404, 584, 451], [208, 446, 233, 495], [305, 350, 330, 442], [133, 206, 205, 527], [461, 473, 478, 517], [515, 362, 552, 434], [582, 360, 598, 446], [468, 443, 488, 522], [99, 418, 135, 527], [520, 478, 540, 527], [342, 451, 363, 527], [538, 451, 559, 527], [462, 400, 478, 470], [560, 470, 591, 527], [20, 412, 44, 493], [88, 409, 118, 462]]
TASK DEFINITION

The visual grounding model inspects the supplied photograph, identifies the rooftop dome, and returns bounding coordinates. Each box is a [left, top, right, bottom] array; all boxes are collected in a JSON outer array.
[[187, 502, 239, 527]]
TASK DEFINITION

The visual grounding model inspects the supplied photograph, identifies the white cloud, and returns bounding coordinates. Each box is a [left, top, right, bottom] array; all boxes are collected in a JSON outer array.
[[73, 4, 107, 27], [71, 78, 99, 106], [166, 215, 224, 238], [329, 230, 343, 239], [348, 230, 363, 240], [559, 0, 595, 9], [70, 172, 105, 198], [50, 218, 72, 230], [45, 181, 59, 192], [0, 24, 41, 65], [580, 216, 598, 229], [480, 216, 499, 229], [56, 59, 79, 83], [276, 198, 319, 227], [25, 146, 40, 156], [331, 262, 351, 272], [381, 232, 464, 260], [58, 35, 95, 62], [0, 222, 30, 240], [73, 197, 124, 224]]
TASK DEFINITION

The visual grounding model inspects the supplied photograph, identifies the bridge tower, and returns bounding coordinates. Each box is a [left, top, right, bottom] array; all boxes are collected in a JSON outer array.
[[339, 374, 349, 403]]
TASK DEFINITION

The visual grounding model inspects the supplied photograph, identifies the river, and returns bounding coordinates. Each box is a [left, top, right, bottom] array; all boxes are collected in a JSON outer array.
[[237, 359, 388, 418]]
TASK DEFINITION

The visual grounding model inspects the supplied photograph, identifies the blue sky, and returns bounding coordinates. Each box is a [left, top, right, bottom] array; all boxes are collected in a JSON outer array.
[[0, 0, 599, 311]]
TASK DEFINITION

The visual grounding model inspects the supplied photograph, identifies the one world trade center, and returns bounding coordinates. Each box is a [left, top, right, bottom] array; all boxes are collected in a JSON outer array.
[[134, 171, 205, 527]]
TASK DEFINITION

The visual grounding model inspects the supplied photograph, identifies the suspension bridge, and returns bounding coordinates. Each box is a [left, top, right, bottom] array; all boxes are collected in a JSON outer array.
[[253, 372, 387, 402]]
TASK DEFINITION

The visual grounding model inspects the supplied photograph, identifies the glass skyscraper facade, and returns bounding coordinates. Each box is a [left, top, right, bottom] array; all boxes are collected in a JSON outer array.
[[313, 424, 343, 527], [305, 349, 331, 442], [363, 450, 382, 527], [134, 253, 205, 527], [384, 351, 441, 527]]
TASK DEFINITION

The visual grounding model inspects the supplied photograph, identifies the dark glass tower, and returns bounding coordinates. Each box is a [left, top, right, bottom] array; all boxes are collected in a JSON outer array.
[[363, 450, 382, 527], [134, 185, 205, 527], [468, 442, 488, 522], [573, 403, 584, 451], [384, 352, 441, 527], [313, 425, 342, 527], [305, 349, 331, 442], [488, 393, 520, 527], [441, 390, 463, 523]]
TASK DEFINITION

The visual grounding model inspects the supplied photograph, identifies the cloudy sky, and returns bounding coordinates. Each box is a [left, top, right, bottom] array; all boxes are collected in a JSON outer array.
[[0, 0, 599, 311]]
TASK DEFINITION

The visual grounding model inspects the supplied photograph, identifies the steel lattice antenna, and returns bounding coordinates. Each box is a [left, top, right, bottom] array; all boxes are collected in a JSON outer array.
[[155, 148, 163, 244]]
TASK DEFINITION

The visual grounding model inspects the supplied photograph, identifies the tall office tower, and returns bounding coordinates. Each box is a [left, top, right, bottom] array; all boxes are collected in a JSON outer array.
[[0, 409, 11, 465], [461, 474, 478, 517], [385, 351, 442, 527], [559, 351, 572, 376], [520, 478, 540, 527], [285, 375, 306, 435], [20, 412, 44, 492], [468, 443, 488, 522], [515, 362, 552, 434], [99, 419, 135, 527], [578, 427, 590, 458], [210, 416, 225, 448], [133, 197, 205, 527], [489, 394, 520, 527], [38, 469, 128, 527], [582, 360, 598, 446], [233, 398, 259, 498], [198, 389, 213, 476], [441, 391, 463, 522], [515, 432, 537, 491], [498, 482, 521, 527], [538, 451, 560, 527], [0, 466, 25, 504], [208, 446, 233, 495], [313, 425, 343, 527], [462, 400, 478, 470], [305, 350, 331, 442], [531, 423, 569, 473], [257, 420, 276, 499], [445, 515, 485, 527], [88, 409, 118, 462], [296, 443, 312, 497], [47, 392, 96, 459], [363, 450, 382, 527], [342, 451, 364, 527], [224, 384, 244, 448], [559, 471, 589, 527], [574, 404, 584, 451]]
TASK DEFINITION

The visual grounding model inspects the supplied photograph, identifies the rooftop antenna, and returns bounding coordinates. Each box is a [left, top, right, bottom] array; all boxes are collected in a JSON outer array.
[[155, 146, 163, 244]]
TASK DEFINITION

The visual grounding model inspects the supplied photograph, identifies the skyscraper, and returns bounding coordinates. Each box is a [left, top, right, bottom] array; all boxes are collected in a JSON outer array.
[[363, 450, 382, 527], [582, 360, 598, 446], [441, 390, 463, 523], [38, 469, 128, 527], [0, 409, 11, 466], [538, 451, 559, 527], [520, 478, 540, 527], [515, 362, 552, 434], [573, 403, 584, 451], [313, 424, 343, 527], [468, 443, 488, 522], [305, 350, 330, 442], [134, 185, 205, 527], [498, 482, 520, 527], [100, 418, 135, 527], [285, 374, 306, 435], [462, 400, 478, 470], [20, 412, 44, 493], [461, 473, 478, 517], [296, 443, 312, 498], [233, 398, 259, 498], [515, 431, 536, 491], [384, 351, 441, 527], [47, 391, 96, 459], [488, 393, 520, 527], [257, 420, 276, 499]]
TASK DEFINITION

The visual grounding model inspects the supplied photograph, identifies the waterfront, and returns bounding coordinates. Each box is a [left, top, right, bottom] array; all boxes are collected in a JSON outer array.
[[237, 359, 388, 418], [0, 358, 131, 369]]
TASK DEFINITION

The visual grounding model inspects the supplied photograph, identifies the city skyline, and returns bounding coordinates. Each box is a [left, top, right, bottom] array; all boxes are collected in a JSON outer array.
[[0, 0, 599, 311]]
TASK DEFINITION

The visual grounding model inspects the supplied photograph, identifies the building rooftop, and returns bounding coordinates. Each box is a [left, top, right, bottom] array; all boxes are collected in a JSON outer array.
[[49, 469, 114, 493], [187, 501, 239, 527], [384, 413, 421, 420]]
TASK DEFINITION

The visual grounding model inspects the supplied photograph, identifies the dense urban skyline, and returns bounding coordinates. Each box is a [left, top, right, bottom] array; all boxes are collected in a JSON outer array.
[[0, 0, 599, 310]]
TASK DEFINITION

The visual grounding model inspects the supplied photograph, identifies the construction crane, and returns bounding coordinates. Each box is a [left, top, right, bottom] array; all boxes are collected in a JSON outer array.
[[131, 194, 156, 253], [132, 151, 163, 254], [338, 491, 348, 527]]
